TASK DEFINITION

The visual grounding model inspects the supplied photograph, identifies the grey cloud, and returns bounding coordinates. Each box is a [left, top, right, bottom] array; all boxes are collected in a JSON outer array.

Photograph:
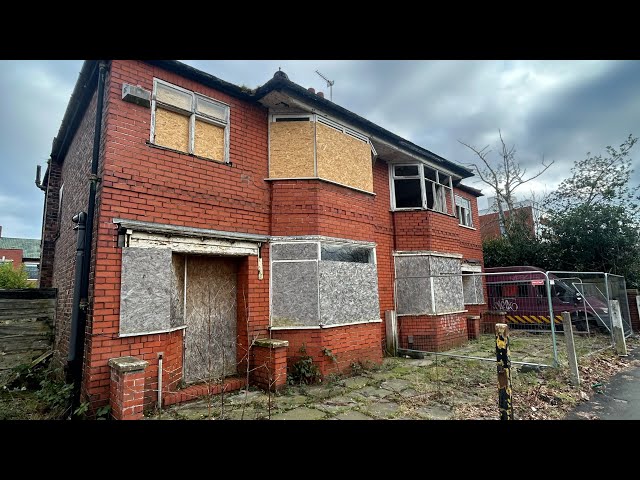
[[0, 60, 638, 237]]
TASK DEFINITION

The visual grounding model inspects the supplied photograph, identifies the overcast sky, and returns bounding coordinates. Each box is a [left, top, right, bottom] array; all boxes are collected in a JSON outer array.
[[0, 60, 638, 239]]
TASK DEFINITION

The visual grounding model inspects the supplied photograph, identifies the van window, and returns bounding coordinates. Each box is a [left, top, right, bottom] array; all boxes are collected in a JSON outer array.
[[517, 284, 529, 297]]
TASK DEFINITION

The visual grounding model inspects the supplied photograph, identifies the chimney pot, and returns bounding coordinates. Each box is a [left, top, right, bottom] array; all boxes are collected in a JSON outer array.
[[308, 87, 315, 94], [317, 91, 324, 98]]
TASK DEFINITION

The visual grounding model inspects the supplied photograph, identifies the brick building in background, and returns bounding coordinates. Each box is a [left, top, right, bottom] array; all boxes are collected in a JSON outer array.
[[38, 60, 486, 417], [0, 226, 41, 285], [478, 197, 535, 241]]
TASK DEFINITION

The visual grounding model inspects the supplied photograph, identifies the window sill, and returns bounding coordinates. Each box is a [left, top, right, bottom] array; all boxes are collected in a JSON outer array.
[[146, 141, 232, 166], [265, 176, 376, 196], [458, 224, 476, 230], [391, 208, 457, 219], [269, 319, 383, 330]]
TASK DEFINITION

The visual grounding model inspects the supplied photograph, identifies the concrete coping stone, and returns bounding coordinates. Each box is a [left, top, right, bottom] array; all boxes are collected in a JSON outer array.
[[483, 310, 507, 315], [466, 315, 481, 320], [108, 356, 149, 373], [254, 338, 289, 349]]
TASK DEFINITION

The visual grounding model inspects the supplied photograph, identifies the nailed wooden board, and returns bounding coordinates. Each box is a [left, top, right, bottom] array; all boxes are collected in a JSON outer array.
[[194, 120, 224, 161], [316, 122, 373, 192], [269, 121, 315, 178], [154, 107, 189, 153], [184, 256, 238, 383]]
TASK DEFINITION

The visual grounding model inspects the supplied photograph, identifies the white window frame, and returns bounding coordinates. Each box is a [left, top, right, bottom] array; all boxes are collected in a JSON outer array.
[[390, 163, 455, 214], [150, 78, 230, 163], [455, 194, 474, 227], [23, 262, 39, 280]]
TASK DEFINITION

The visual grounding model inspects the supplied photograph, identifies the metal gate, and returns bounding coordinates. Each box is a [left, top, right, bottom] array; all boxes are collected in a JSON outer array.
[[183, 256, 238, 384]]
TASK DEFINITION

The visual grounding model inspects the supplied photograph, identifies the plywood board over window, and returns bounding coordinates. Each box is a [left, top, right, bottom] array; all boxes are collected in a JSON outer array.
[[154, 108, 190, 152], [194, 120, 225, 161], [316, 122, 373, 192], [269, 121, 315, 178]]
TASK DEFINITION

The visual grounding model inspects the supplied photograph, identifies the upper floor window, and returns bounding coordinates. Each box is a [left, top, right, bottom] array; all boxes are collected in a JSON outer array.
[[455, 195, 473, 227], [151, 79, 230, 163], [390, 163, 454, 214]]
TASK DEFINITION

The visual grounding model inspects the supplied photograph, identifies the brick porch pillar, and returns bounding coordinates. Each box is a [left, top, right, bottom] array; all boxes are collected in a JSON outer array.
[[108, 356, 149, 420], [467, 315, 481, 340], [250, 339, 289, 392]]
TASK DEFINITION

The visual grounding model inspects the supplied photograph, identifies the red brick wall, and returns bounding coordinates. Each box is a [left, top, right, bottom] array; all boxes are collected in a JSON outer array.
[[479, 205, 534, 241], [394, 187, 483, 261], [274, 322, 383, 377], [39, 160, 62, 288], [270, 161, 396, 347], [398, 313, 468, 352], [50, 88, 101, 369], [0, 249, 22, 267], [84, 60, 272, 409]]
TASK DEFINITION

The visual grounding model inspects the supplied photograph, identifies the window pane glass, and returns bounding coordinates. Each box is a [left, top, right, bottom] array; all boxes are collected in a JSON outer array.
[[196, 96, 227, 122], [394, 165, 419, 176], [321, 244, 371, 263], [156, 83, 192, 111], [394, 179, 422, 208], [439, 173, 451, 185], [425, 181, 434, 209], [424, 168, 437, 182]]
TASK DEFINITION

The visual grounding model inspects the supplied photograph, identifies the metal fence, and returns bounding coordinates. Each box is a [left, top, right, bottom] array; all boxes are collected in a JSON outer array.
[[393, 268, 634, 369]]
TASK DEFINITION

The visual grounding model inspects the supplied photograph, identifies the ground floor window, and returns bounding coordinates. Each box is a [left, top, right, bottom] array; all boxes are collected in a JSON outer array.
[[394, 252, 464, 315], [270, 238, 380, 327]]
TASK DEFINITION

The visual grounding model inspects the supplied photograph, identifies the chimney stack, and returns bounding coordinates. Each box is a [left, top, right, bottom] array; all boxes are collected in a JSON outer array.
[[317, 91, 324, 98], [308, 87, 316, 94]]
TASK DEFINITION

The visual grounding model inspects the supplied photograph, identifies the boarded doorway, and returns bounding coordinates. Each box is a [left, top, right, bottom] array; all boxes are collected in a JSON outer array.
[[183, 255, 238, 384]]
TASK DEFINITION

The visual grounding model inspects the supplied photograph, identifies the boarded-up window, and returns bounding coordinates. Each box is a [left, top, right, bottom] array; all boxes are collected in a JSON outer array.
[[316, 121, 373, 192], [269, 118, 315, 178], [152, 78, 229, 162], [154, 108, 190, 152], [271, 240, 380, 327], [120, 247, 173, 335], [395, 254, 464, 315], [268, 115, 374, 193]]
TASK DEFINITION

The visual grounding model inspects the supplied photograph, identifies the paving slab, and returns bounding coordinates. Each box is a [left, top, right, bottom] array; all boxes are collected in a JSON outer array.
[[331, 410, 374, 420], [271, 407, 326, 420], [342, 376, 370, 389], [380, 378, 412, 392]]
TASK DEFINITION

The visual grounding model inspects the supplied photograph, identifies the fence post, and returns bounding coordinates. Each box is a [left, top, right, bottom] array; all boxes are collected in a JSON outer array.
[[495, 323, 513, 420], [561, 311, 580, 387], [610, 300, 628, 356]]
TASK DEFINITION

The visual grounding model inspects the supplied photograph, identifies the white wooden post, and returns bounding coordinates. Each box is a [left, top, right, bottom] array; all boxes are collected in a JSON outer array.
[[610, 300, 627, 356]]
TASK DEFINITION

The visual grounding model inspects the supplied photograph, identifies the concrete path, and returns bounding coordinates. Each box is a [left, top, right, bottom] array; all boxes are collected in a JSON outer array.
[[565, 345, 640, 420]]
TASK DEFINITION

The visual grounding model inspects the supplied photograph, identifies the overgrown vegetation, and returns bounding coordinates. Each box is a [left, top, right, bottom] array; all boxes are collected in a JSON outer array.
[[0, 262, 34, 289], [288, 345, 321, 385], [467, 132, 640, 287], [0, 359, 112, 420]]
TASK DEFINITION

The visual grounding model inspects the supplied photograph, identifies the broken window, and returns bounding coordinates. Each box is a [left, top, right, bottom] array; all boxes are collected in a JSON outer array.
[[391, 163, 454, 214], [455, 195, 473, 227], [321, 243, 372, 263], [151, 79, 229, 163], [392, 165, 422, 208]]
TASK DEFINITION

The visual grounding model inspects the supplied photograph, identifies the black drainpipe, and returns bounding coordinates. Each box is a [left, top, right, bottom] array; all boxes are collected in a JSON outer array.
[[68, 61, 107, 414]]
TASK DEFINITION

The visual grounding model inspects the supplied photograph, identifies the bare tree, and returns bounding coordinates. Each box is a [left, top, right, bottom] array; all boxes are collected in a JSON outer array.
[[459, 130, 553, 239]]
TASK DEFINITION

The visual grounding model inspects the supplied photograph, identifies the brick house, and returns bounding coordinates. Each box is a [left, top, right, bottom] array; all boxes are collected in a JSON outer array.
[[38, 60, 486, 417], [0, 226, 41, 285], [479, 197, 535, 241]]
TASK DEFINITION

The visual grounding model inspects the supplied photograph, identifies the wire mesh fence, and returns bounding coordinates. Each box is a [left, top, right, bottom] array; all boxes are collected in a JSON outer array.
[[393, 268, 634, 370]]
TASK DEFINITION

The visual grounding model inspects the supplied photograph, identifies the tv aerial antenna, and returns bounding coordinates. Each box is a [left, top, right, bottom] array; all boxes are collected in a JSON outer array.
[[315, 70, 334, 101]]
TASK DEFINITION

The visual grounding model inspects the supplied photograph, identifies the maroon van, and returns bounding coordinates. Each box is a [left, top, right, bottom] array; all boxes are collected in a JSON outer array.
[[484, 266, 610, 332]]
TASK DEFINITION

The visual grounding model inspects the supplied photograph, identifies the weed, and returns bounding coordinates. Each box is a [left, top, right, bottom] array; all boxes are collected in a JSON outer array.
[[288, 345, 321, 385]]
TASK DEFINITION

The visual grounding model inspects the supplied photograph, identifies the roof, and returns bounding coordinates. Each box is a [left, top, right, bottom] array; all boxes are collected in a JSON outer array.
[[49, 60, 474, 180], [0, 237, 41, 259], [455, 182, 484, 197]]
